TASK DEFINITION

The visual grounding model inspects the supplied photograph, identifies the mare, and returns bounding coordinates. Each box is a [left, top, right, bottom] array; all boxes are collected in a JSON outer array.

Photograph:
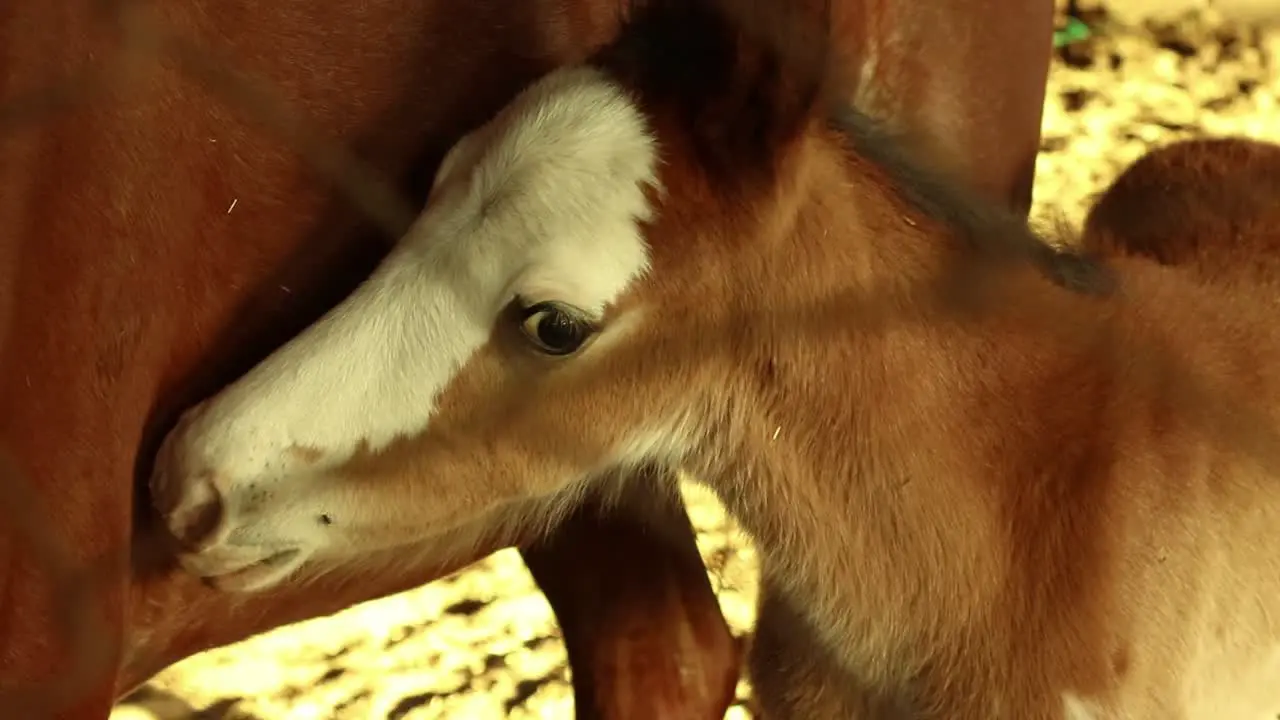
[[152, 0, 1280, 714], [0, 0, 1055, 717]]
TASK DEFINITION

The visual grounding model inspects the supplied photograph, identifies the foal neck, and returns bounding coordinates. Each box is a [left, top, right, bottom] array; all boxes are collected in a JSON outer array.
[[679, 141, 1116, 678]]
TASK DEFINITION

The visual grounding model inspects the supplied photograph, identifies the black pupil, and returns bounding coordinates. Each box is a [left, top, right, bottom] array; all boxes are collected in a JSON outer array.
[[538, 311, 581, 350]]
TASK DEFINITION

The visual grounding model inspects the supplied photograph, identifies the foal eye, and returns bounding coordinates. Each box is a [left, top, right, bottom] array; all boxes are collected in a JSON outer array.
[[519, 301, 595, 356]]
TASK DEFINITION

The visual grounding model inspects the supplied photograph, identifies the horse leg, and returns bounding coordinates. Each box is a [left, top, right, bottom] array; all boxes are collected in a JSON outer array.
[[522, 471, 740, 720], [837, 0, 1055, 216]]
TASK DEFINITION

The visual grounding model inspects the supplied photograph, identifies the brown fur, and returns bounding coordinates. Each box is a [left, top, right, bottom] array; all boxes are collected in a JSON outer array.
[[207, 2, 1280, 717], [0, 0, 1055, 717], [1082, 137, 1280, 288]]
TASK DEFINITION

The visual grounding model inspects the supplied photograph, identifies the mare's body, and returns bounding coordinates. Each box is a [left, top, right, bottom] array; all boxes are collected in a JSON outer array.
[[0, 0, 1054, 717]]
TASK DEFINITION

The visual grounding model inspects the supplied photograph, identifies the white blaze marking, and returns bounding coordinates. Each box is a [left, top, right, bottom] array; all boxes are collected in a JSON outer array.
[[178, 66, 659, 481]]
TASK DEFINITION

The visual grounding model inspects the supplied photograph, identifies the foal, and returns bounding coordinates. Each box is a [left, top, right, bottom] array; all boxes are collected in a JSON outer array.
[[1082, 136, 1280, 288], [151, 0, 1280, 716]]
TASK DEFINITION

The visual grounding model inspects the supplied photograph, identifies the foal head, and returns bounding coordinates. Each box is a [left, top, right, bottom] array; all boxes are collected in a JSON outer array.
[[151, 0, 1097, 591]]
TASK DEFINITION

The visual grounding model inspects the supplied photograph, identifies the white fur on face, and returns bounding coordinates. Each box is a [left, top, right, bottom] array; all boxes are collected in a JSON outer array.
[[153, 66, 659, 580]]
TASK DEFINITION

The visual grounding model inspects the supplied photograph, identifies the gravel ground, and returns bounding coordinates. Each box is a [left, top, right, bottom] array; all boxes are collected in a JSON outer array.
[[111, 3, 1280, 719]]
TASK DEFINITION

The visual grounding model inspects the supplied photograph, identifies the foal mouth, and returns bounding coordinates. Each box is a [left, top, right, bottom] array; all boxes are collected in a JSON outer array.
[[197, 548, 303, 593]]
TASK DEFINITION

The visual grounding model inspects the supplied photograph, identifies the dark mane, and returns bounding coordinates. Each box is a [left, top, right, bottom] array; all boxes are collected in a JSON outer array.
[[827, 105, 1115, 296], [591, 0, 1113, 297]]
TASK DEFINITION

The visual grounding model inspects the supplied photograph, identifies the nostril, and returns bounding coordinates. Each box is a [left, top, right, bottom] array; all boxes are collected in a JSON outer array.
[[168, 474, 228, 551], [150, 426, 229, 552]]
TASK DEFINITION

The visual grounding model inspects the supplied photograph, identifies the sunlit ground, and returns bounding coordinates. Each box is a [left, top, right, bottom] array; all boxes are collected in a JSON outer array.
[[113, 4, 1280, 719]]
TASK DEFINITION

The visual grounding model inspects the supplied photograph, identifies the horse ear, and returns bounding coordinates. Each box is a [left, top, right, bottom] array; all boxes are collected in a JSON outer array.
[[597, 0, 834, 185], [834, 0, 1055, 214]]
